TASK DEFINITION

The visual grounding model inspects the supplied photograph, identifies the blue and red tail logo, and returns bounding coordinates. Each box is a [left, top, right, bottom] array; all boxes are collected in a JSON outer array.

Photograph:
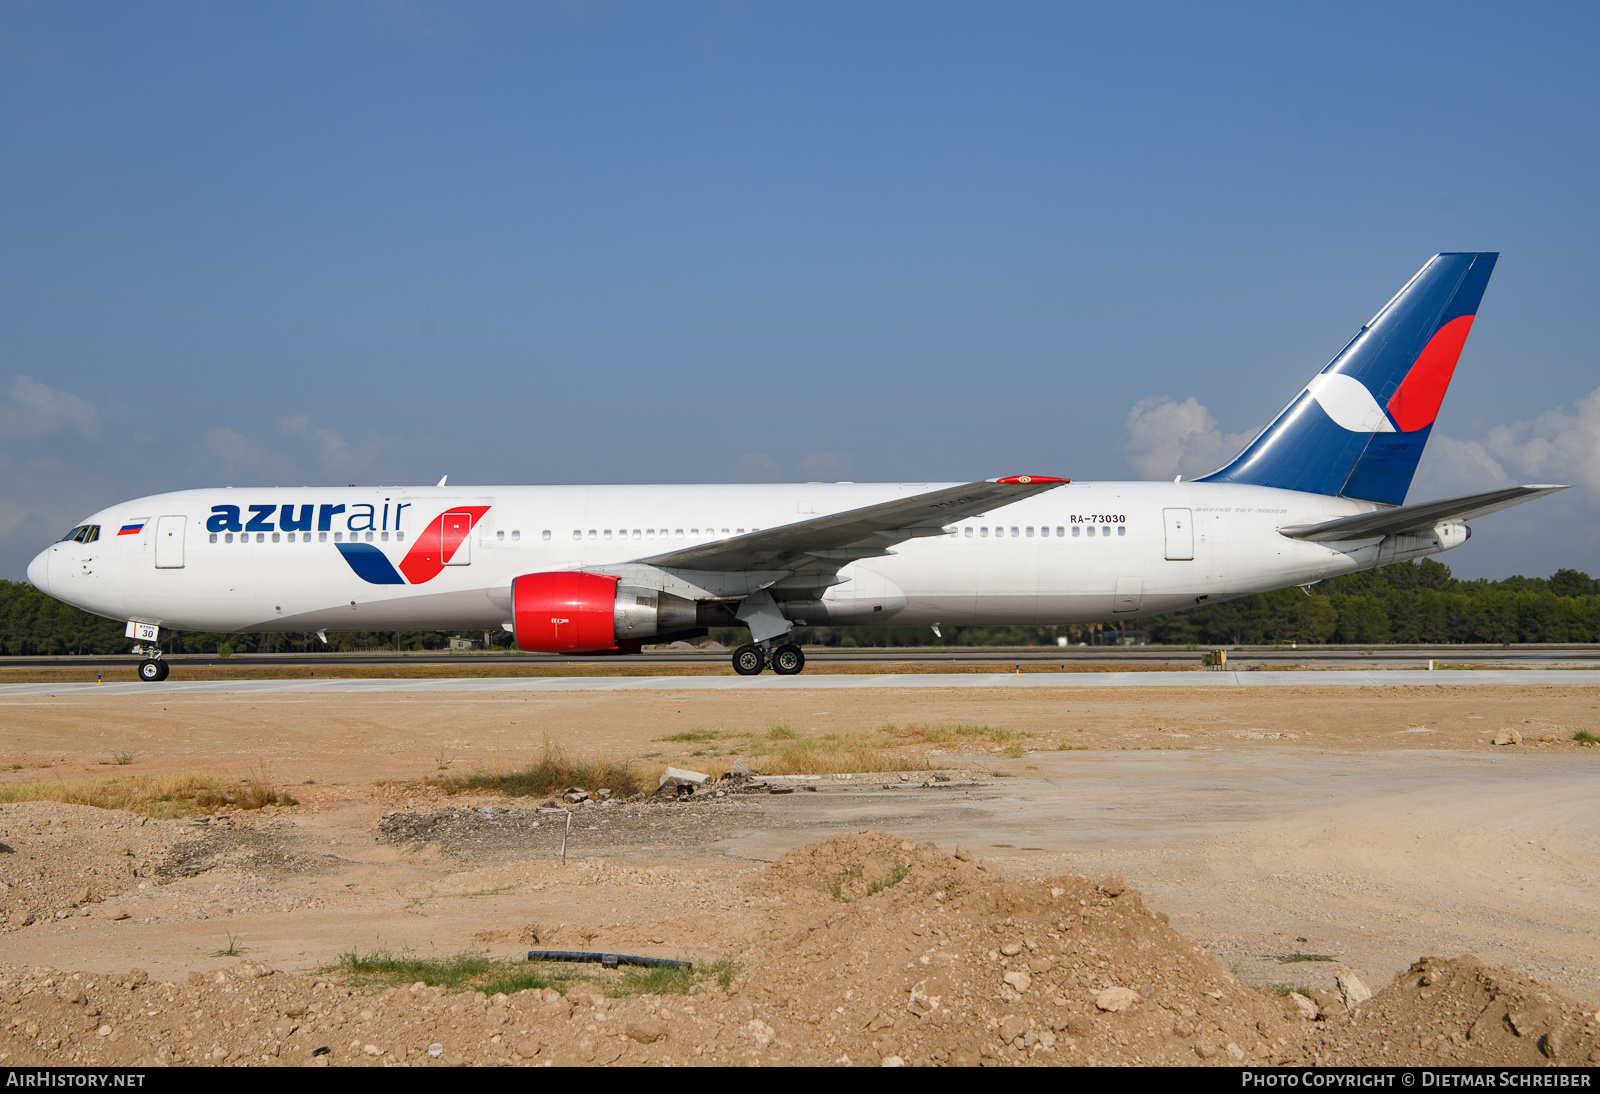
[[336, 506, 490, 585], [1199, 252, 1498, 506]]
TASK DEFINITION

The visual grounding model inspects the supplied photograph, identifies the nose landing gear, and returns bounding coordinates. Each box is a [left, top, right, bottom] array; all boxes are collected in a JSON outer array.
[[132, 644, 169, 682]]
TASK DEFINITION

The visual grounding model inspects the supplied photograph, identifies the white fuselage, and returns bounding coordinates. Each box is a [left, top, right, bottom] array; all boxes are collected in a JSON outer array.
[[28, 480, 1428, 635]]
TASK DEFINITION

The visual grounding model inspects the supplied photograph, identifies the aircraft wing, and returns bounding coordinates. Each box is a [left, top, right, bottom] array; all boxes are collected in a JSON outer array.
[[637, 476, 1070, 571], [1277, 484, 1569, 541]]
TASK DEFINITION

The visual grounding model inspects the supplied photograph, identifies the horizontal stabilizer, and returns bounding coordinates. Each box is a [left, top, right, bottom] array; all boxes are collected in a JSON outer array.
[[640, 476, 1070, 571], [1277, 484, 1568, 541]]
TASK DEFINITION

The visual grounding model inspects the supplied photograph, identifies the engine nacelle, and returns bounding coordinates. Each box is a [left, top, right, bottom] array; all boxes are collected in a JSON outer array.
[[511, 572, 702, 653]]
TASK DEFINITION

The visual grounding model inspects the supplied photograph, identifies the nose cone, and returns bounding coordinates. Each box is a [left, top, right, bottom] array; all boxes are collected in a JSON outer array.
[[26, 547, 50, 595]]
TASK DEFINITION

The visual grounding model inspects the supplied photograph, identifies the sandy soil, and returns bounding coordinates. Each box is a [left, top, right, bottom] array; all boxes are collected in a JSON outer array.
[[0, 683, 1596, 1067]]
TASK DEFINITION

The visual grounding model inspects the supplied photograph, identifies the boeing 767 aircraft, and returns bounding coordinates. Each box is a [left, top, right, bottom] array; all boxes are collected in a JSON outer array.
[[27, 252, 1566, 680]]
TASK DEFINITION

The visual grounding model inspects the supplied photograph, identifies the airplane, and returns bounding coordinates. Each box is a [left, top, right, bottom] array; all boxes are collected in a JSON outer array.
[[26, 252, 1567, 682]]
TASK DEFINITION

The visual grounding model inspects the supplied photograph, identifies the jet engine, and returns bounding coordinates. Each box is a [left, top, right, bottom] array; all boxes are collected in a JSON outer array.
[[511, 572, 709, 653]]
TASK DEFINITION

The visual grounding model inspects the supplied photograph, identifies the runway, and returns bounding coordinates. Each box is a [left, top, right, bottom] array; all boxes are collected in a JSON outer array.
[[10, 644, 1600, 671], [4, 667, 1599, 696]]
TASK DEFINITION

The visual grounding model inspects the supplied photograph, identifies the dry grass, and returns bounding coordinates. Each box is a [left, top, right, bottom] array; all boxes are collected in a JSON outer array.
[[732, 722, 941, 775], [647, 719, 1034, 777], [438, 741, 644, 799], [0, 770, 296, 817], [878, 722, 1021, 746], [751, 732, 930, 775]]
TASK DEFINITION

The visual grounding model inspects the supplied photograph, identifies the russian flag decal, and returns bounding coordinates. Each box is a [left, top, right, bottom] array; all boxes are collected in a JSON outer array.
[[118, 520, 146, 536]]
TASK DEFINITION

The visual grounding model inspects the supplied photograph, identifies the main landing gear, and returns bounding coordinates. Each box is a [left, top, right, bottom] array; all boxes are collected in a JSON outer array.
[[731, 642, 806, 676], [133, 645, 169, 682]]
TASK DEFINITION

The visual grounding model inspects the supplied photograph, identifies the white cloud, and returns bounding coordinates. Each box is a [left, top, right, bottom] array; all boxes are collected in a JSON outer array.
[[279, 415, 381, 477], [0, 375, 100, 440], [201, 426, 268, 472], [735, 453, 779, 482], [1480, 387, 1600, 496], [1125, 383, 1600, 517], [1414, 386, 1600, 502], [1408, 435, 1513, 499], [798, 450, 852, 481], [1121, 396, 1255, 480]]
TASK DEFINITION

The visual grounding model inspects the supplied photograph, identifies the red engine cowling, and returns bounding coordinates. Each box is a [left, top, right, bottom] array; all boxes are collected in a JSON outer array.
[[512, 572, 620, 653]]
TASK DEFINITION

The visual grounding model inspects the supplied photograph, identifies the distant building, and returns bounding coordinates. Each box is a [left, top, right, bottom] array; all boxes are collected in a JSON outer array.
[[448, 637, 475, 651]]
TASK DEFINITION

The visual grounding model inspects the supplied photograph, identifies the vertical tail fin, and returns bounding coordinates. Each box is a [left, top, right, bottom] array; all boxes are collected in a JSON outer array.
[[1198, 252, 1497, 505]]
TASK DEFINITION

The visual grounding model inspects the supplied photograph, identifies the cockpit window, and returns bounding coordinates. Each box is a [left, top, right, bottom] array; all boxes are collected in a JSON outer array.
[[58, 525, 99, 544]]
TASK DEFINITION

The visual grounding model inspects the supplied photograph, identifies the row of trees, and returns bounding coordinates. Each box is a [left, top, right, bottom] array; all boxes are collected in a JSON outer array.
[[0, 582, 485, 656], [6, 560, 1600, 655]]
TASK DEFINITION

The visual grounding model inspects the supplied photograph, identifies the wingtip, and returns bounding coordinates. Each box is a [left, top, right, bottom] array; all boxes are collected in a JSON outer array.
[[993, 475, 1071, 485]]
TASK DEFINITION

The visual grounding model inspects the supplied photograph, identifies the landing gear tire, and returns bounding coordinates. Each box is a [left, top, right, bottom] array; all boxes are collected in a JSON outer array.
[[138, 659, 168, 683], [732, 644, 765, 676], [771, 643, 805, 675]]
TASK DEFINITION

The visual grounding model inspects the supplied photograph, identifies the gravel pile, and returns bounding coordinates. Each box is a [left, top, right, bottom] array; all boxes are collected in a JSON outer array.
[[0, 804, 176, 932]]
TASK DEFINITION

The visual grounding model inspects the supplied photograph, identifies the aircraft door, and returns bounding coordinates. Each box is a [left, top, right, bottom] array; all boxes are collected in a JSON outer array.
[[441, 510, 474, 566], [154, 516, 186, 569], [1163, 508, 1194, 561]]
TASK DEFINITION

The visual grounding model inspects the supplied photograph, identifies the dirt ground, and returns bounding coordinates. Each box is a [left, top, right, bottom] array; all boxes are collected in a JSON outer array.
[[0, 683, 1597, 1067]]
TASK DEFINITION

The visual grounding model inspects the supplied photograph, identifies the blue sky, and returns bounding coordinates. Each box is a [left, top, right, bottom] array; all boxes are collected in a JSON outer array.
[[3, 1, 1598, 581]]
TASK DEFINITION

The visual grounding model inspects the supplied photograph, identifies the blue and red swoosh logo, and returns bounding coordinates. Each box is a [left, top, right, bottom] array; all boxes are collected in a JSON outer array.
[[336, 506, 489, 585]]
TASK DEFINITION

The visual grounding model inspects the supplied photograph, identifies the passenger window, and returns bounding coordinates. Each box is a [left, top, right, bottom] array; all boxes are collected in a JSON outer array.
[[1026, 527, 1034, 537], [675, 529, 684, 538], [964, 527, 973, 537], [1118, 525, 1126, 536], [604, 529, 613, 540], [511, 530, 520, 541], [572, 530, 581, 540], [209, 533, 218, 543], [497, 530, 505, 541], [690, 528, 699, 536], [319, 532, 327, 543], [980, 527, 989, 537], [334, 532, 343, 542], [1071, 526, 1080, 537], [363, 531, 373, 542], [541, 530, 550, 541], [1055, 526, 1064, 537], [380, 531, 388, 541], [645, 529, 655, 539], [1009, 526, 1019, 537], [588, 530, 597, 540]]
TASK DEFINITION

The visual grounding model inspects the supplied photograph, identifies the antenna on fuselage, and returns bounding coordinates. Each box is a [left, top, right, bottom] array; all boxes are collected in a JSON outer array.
[[437, 475, 448, 487]]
